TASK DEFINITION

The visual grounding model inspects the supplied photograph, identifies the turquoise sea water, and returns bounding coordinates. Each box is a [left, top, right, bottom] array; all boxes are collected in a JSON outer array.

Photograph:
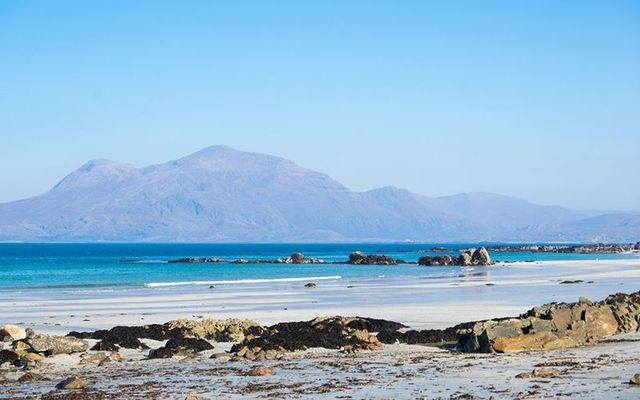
[[0, 243, 637, 291]]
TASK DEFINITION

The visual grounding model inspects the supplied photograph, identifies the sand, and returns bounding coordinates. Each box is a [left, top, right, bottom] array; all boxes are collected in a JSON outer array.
[[1, 258, 640, 399]]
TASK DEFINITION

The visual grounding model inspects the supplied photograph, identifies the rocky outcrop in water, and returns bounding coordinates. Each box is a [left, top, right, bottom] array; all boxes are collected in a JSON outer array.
[[347, 252, 402, 265], [484, 242, 640, 254], [458, 291, 640, 353], [168, 253, 326, 264], [418, 247, 492, 266]]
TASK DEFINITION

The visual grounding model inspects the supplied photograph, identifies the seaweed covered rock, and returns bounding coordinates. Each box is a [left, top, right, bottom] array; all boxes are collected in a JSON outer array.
[[68, 324, 163, 349], [165, 337, 213, 353], [230, 316, 395, 360], [377, 323, 471, 346], [68, 318, 264, 350]]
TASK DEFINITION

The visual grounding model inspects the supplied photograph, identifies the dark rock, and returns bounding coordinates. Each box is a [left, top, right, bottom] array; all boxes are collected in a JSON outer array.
[[148, 347, 177, 359], [304, 283, 317, 288], [0, 349, 19, 365], [471, 247, 492, 265], [230, 316, 385, 358], [418, 255, 456, 266], [90, 341, 120, 352], [377, 323, 470, 346], [289, 253, 306, 263], [165, 337, 213, 353], [344, 317, 407, 332], [347, 252, 397, 265], [68, 324, 166, 349]]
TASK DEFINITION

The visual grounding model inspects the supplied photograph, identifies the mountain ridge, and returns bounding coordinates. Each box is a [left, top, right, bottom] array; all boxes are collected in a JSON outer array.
[[0, 146, 637, 243]]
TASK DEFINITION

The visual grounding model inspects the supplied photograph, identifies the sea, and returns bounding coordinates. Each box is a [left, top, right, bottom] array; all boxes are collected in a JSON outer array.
[[0, 243, 637, 291]]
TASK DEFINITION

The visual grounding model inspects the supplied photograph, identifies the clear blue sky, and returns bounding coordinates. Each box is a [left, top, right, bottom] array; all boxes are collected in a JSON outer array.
[[1, 1, 638, 210]]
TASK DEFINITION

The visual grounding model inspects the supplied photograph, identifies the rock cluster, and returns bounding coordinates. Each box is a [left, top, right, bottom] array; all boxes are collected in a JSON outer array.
[[230, 316, 402, 360], [347, 252, 402, 265], [149, 337, 214, 359], [486, 243, 640, 254], [458, 291, 640, 353], [418, 247, 492, 266], [165, 318, 265, 342], [168, 253, 326, 264], [0, 328, 93, 369], [69, 318, 265, 352], [376, 323, 471, 346]]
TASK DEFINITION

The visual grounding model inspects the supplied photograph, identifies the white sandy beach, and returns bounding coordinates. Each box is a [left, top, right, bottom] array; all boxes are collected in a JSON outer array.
[[2, 258, 640, 399], [2, 258, 639, 334]]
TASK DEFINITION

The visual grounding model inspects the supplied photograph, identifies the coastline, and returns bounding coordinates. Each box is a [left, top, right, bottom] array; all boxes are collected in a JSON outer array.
[[2, 257, 640, 399], [3, 258, 639, 335]]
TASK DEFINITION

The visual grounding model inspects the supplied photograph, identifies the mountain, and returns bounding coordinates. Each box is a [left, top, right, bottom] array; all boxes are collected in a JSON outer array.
[[0, 146, 637, 242]]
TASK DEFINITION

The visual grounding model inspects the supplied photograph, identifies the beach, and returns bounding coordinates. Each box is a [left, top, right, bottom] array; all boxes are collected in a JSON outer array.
[[2, 257, 640, 399], [3, 258, 639, 335]]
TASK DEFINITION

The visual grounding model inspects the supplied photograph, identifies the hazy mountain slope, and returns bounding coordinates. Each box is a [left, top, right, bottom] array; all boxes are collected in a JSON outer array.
[[0, 146, 637, 242]]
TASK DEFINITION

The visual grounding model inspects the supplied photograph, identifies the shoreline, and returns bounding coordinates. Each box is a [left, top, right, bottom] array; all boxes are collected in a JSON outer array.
[[2, 258, 640, 399], [2, 258, 640, 335]]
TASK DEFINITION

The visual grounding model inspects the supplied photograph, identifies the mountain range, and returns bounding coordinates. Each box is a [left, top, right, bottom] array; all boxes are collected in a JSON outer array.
[[0, 145, 638, 243]]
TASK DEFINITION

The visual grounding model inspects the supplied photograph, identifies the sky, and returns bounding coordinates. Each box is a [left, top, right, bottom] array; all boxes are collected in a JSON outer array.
[[1, 1, 639, 210]]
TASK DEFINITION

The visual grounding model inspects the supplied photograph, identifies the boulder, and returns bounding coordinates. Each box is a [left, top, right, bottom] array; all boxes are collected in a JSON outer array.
[[304, 282, 317, 288], [165, 337, 214, 353], [1, 324, 27, 342], [91, 340, 120, 352], [29, 334, 88, 355], [288, 253, 307, 263], [348, 251, 366, 264], [457, 252, 472, 266], [471, 247, 492, 265], [630, 373, 640, 385], [148, 347, 177, 359], [56, 376, 86, 390]]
